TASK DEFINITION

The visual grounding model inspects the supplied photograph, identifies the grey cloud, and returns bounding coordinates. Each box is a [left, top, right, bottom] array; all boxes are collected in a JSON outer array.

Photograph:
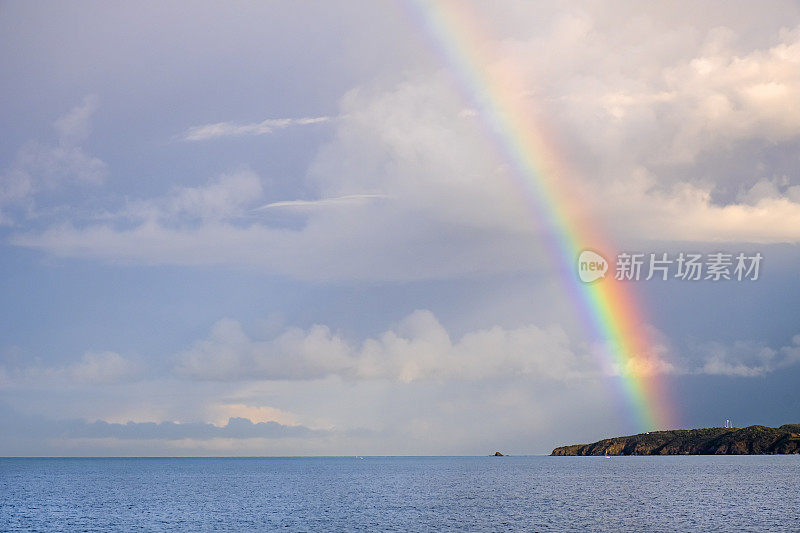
[[0, 408, 326, 442], [66, 417, 325, 440], [694, 335, 800, 377]]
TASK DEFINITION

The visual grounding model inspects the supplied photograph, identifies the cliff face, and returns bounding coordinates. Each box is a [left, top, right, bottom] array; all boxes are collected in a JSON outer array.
[[551, 424, 800, 456]]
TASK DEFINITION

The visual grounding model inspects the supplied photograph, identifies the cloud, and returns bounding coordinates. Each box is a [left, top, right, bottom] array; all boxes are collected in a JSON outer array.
[[70, 417, 324, 440], [113, 169, 264, 223], [487, 16, 800, 243], [54, 94, 99, 146], [0, 410, 325, 442], [592, 168, 800, 243], [255, 194, 390, 211], [0, 95, 107, 225], [10, 80, 545, 280], [174, 310, 597, 382], [10, 11, 800, 280], [182, 116, 331, 141], [694, 335, 800, 377], [11, 181, 542, 281], [174, 318, 357, 381], [660, 26, 800, 160], [66, 351, 143, 384], [174, 311, 800, 383], [207, 403, 299, 427], [2, 351, 143, 386]]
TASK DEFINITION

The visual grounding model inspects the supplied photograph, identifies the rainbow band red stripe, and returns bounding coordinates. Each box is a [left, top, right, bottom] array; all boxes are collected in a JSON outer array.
[[407, 0, 678, 431]]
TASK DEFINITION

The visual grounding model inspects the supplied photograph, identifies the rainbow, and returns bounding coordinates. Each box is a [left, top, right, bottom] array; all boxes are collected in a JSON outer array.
[[405, 0, 677, 431]]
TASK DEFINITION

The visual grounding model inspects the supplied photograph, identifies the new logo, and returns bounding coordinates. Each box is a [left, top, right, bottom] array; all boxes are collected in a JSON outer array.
[[577, 250, 608, 283]]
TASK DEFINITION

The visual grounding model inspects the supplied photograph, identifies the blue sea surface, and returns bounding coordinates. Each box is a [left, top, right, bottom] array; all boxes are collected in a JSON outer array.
[[1, 455, 798, 532]]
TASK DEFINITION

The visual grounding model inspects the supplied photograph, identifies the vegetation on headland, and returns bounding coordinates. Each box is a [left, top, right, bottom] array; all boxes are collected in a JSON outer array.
[[551, 424, 800, 456]]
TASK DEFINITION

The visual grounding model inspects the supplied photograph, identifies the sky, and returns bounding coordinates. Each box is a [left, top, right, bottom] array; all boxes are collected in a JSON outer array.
[[1, 0, 799, 456]]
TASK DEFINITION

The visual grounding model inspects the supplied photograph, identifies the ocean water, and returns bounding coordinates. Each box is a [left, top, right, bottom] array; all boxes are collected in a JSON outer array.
[[1, 456, 798, 532]]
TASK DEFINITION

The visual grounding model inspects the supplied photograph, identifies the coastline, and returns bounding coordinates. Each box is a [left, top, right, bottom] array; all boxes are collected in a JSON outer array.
[[552, 424, 800, 456]]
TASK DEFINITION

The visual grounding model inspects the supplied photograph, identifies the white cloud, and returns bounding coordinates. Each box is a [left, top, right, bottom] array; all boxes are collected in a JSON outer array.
[[454, 14, 800, 244], [255, 194, 389, 211], [174, 311, 800, 383], [2, 351, 143, 387], [174, 318, 357, 381], [307, 80, 533, 234], [182, 116, 330, 141], [356, 310, 584, 382], [54, 94, 99, 146], [116, 169, 264, 223], [564, 26, 800, 163], [592, 168, 800, 243], [0, 96, 107, 225], [66, 351, 143, 384], [174, 310, 600, 383]]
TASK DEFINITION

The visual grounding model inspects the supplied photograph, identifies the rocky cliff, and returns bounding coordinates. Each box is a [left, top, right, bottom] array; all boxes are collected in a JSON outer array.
[[551, 424, 800, 456]]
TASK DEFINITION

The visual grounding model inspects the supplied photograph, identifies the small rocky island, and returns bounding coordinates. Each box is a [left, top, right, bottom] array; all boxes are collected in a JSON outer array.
[[552, 424, 800, 455]]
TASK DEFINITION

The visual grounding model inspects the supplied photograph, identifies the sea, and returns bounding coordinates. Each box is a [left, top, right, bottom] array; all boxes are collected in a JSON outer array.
[[1, 455, 798, 532]]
